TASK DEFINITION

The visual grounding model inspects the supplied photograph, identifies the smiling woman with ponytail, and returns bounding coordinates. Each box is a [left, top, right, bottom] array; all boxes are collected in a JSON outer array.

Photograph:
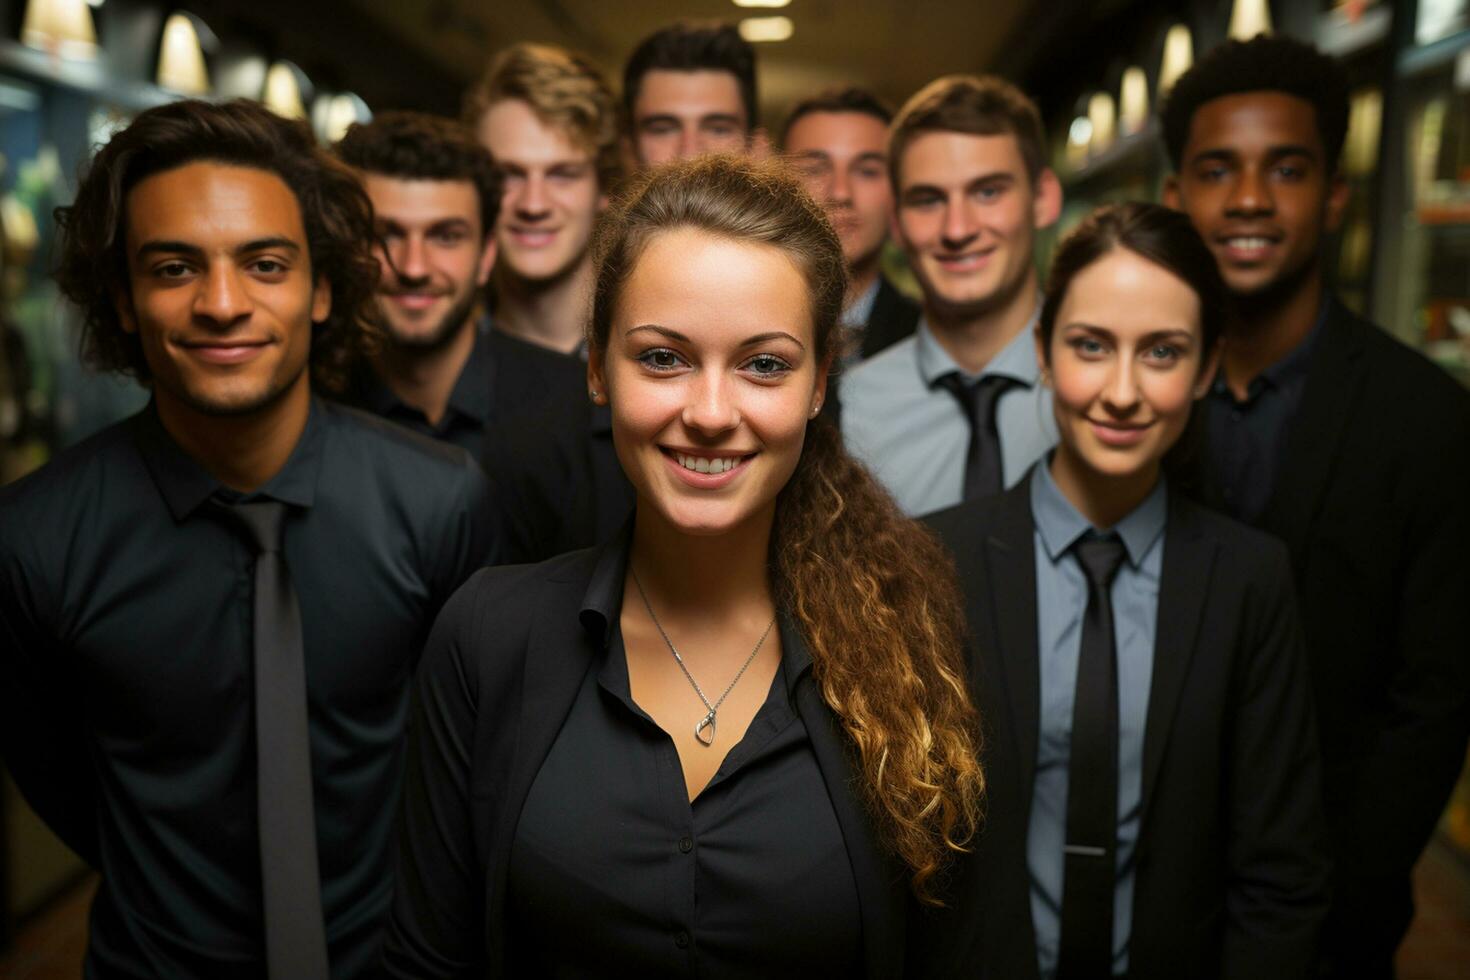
[[384, 155, 984, 979]]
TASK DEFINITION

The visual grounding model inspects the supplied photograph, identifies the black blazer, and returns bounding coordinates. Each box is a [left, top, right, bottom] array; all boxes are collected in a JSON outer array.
[[860, 275, 921, 360], [381, 537, 916, 978], [491, 391, 635, 563], [1192, 300, 1470, 905], [925, 479, 1330, 980]]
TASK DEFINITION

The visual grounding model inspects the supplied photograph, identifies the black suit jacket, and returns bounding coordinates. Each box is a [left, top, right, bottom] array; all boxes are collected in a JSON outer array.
[[1194, 300, 1470, 907], [381, 538, 916, 978], [925, 479, 1330, 980], [492, 391, 635, 564], [860, 275, 921, 360]]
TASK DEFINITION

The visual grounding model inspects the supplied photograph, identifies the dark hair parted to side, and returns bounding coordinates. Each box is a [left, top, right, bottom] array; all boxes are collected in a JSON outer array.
[[590, 155, 984, 904], [1161, 34, 1350, 172], [335, 111, 504, 238], [888, 74, 1047, 193], [1040, 202, 1226, 485], [55, 98, 379, 394], [622, 22, 758, 130], [779, 86, 893, 147]]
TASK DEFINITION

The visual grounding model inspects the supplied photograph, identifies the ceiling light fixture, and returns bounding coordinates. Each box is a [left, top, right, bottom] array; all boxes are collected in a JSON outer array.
[[1228, 0, 1273, 39], [1157, 24, 1193, 96], [156, 13, 210, 95], [263, 61, 308, 120], [739, 16, 794, 43], [1119, 66, 1148, 136], [21, 0, 99, 60], [733, 0, 791, 8]]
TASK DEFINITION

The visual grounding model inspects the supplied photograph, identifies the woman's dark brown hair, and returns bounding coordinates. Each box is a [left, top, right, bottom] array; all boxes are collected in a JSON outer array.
[[54, 98, 380, 394], [1039, 201, 1227, 484], [589, 155, 984, 905]]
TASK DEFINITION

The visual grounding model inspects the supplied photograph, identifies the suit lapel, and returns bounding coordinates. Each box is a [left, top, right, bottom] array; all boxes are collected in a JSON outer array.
[[797, 677, 906, 979], [983, 484, 1043, 803], [1259, 302, 1366, 558], [1139, 494, 1216, 824]]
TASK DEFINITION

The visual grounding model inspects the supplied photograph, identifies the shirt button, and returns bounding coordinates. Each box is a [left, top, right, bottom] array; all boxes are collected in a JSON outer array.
[[675, 931, 690, 949], [678, 836, 693, 853]]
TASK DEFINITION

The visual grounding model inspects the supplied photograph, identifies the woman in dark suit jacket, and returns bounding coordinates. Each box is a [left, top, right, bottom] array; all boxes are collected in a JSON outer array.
[[382, 155, 985, 978], [927, 203, 1330, 980]]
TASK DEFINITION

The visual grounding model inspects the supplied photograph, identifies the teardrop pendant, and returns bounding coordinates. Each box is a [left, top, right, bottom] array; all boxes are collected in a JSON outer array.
[[694, 710, 717, 746]]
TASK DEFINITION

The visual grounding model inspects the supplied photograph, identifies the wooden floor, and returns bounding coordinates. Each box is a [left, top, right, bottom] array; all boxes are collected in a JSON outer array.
[[2, 838, 1468, 977]]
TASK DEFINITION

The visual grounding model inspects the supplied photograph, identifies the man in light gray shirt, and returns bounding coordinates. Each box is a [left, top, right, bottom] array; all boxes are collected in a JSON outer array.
[[840, 75, 1061, 516]]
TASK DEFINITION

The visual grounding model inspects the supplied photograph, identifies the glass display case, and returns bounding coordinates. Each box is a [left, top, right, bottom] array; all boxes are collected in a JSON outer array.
[[1386, 38, 1470, 385]]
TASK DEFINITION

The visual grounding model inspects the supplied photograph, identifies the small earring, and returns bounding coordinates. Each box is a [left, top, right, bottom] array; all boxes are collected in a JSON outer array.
[[589, 389, 599, 401]]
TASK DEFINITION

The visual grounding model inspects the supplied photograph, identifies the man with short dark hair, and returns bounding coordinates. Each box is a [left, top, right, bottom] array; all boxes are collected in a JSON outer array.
[[334, 110, 585, 464], [1163, 35, 1470, 979], [783, 87, 918, 363], [0, 99, 494, 978], [839, 74, 1060, 516], [623, 21, 759, 168]]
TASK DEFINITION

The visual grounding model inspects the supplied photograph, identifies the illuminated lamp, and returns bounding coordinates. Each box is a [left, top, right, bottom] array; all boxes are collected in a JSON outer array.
[[21, 0, 98, 60], [1228, 0, 1273, 40], [156, 13, 210, 95], [1119, 66, 1149, 136], [1157, 24, 1193, 97], [263, 61, 308, 120], [1088, 91, 1116, 153], [738, 16, 794, 43]]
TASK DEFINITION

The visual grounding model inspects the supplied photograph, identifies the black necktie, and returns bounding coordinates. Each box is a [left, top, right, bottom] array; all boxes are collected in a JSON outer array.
[[934, 372, 1018, 500], [1057, 532, 1129, 980], [219, 500, 330, 979]]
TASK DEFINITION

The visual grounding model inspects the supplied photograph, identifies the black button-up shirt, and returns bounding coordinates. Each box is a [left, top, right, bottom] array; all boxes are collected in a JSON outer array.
[[502, 538, 863, 977], [1205, 304, 1326, 523], [0, 398, 495, 978], [348, 321, 498, 461]]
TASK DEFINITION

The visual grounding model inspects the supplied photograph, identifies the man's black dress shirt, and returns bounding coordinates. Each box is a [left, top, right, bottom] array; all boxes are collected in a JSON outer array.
[[342, 318, 586, 465], [0, 398, 494, 978], [504, 549, 862, 977], [1205, 306, 1325, 523]]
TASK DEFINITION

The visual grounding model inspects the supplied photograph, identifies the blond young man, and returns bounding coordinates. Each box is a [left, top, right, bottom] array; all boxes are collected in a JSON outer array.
[[466, 43, 620, 354]]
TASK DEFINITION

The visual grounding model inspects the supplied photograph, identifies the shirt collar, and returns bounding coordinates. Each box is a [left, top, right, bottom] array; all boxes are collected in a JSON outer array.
[[914, 300, 1042, 388], [579, 520, 814, 699], [360, 321, 493, 425], [132, 396, 325, 521], [841, 277, 881, 327], [1213, 295, 1328, 400], [1030, 455, 1167, 569]]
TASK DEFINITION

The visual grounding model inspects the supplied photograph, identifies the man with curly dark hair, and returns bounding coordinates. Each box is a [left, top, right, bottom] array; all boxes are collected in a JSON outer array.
[[333, 110, 585, 465], [1164, 36, 1470, 979], [0, 99, 495, 978]]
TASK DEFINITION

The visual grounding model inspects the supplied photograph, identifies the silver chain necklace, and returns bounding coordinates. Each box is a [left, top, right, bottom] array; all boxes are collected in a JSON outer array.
[[630, 568, 776, 747]]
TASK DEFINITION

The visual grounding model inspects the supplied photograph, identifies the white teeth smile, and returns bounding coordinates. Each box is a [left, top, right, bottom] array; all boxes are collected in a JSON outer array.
[[676, 454, 740, 474], [1226, 236, 1273, 249]]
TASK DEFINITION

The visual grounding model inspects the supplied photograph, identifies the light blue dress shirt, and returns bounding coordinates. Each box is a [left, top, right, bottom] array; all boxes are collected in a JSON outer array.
[[840, 311, 1056, 516], [1028, 460, 1166, 979]]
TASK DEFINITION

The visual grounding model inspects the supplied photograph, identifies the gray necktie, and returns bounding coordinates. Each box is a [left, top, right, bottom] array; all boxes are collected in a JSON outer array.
[[221, 500, 330, 979]]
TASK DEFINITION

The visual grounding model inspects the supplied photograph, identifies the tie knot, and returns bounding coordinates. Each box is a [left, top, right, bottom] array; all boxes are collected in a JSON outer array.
[[1074, 533, 1127, 590], [219, 499, 288, 555]]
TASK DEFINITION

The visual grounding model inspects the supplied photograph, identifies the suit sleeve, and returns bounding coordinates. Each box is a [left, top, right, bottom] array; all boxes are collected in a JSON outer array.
[[1222, 541, 1331, 980], [382, 577, 489, 977], [1349, 407, 1470, 878], [0, 536, 99, 865]]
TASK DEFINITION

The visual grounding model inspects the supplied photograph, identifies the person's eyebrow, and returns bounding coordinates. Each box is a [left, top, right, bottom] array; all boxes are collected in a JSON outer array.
[[625, 324, 807, 352], [698, 113, 744, 128], [790, 150, 832, 162], [637, 113, 680, 130], [135, 237, 302, 258], [627, 324, 690, 343], [739, 330, 805, 351], [853, 151, 887, 165], [1186, 147, 1239, 166]]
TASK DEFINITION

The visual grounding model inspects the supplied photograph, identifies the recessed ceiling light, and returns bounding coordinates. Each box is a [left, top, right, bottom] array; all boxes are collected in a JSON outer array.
[[739, 16, 794, 43], [734, 0, 791, 8]]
